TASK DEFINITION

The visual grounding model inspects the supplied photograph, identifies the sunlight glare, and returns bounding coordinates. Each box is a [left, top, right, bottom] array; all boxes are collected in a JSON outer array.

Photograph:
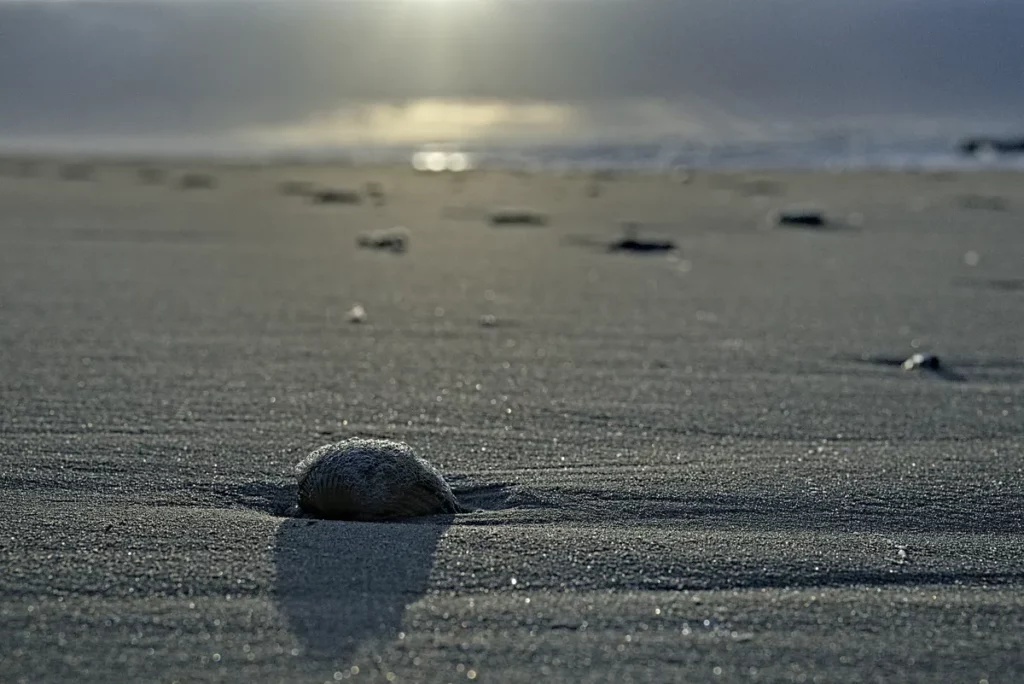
[[411, 148, 474, 172]]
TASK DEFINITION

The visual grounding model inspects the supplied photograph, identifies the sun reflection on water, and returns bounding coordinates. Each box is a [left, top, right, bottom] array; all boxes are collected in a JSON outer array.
[[411, 145, 473, 172]]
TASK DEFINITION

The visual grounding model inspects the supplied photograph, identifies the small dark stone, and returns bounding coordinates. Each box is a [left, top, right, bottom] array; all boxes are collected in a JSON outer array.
[[609, 237, 676, 253], [775, 209, 826, 227], [357, 227, 408, 254], [489, 209, 547, 226], [312, 188, 362, 205], [608, 222, 676, 253]]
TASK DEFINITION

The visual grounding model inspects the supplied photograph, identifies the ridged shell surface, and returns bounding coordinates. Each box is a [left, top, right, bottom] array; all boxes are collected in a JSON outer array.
[[295, 438, 464, 520]]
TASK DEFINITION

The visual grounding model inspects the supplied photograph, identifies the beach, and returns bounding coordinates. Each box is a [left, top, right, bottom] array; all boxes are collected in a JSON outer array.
[[1, 161, 1022, 683]]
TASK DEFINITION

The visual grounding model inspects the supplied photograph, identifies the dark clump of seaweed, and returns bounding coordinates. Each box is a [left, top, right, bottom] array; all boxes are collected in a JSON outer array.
[[607, 222, 676, 254], [311, 188, 363, 205], [357, 227, 409, 254], [489, 208, 548, 226], [774, 208, 826, 227]]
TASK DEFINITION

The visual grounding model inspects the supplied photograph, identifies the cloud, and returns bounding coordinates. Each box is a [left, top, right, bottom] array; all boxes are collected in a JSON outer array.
[[1, 0, 1023, 141]]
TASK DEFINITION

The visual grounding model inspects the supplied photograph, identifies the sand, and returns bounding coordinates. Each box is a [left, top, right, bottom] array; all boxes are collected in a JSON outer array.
[[1, 160, 1022, 683]]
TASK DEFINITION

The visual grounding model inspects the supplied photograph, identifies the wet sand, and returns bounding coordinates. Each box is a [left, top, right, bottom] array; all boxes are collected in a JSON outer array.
[[1, 161, 1022, 683]]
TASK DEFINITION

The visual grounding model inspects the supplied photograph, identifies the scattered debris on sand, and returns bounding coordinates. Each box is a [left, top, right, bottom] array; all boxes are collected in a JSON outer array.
[[357, 227, 409, 253], [902, 353, 941, 371], [773, 208, 827, 227], [608, 222, 677, 254], [347, 304, 367, 323], [892, 545, 910, 565], [489, 208, 548, 226], [312, 188, 363, 205], [296, 437, 465, 520], [856, 352, 965, 382], [610, 236, 677, 253]]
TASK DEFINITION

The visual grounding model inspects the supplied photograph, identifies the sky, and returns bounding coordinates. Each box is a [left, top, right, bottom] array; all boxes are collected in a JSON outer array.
[[1, 0, 1023, 150]]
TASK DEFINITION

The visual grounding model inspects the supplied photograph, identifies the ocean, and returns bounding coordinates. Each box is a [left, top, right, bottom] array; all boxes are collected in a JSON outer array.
[[3, 129, 1023, 173]]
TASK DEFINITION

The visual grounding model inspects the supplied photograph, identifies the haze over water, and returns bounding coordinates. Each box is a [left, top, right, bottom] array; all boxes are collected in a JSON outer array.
[[2, 0, 1023, 167]]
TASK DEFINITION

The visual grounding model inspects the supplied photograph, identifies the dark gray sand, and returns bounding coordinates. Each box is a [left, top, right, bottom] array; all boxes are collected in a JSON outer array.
[[1, 164, 1023, 683]]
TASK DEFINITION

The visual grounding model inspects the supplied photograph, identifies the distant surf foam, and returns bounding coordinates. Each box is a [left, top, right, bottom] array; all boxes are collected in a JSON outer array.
[[3, 130, 1024, 172]]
